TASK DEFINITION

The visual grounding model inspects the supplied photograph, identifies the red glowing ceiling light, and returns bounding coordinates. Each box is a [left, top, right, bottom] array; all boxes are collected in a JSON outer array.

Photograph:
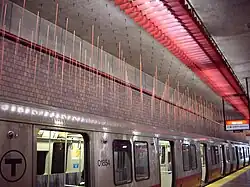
[[113, 0, 248, 118]]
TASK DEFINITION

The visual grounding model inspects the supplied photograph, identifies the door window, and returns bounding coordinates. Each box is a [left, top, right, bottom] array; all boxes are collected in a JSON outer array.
[[226, 147, 230, 161], [211, 146, 219, 165], [161, 146, 166, 164], [182, 144, 190, 171], [37, 151, 47, 175], [182, 144, 197, 171], [113, 140, 132, 185], [239, 147, 243, 159], [134, 141, 150, 181], [190, 144, 197, 169], [232, 147, 236, 161]]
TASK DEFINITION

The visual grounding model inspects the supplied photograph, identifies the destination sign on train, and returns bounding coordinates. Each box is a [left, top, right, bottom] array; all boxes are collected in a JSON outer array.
[[225, 120, 250, 131]]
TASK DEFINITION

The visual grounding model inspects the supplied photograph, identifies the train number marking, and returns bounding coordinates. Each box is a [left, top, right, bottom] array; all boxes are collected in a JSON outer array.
[[97, 159, 111, 167], [0, 150, 27, 182]]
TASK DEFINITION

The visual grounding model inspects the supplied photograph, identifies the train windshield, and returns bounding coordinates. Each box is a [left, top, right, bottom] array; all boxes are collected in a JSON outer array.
[[36, 130, 87, 187]]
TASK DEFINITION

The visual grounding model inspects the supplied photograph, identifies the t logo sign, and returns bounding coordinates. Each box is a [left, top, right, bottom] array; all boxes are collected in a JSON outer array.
[[5, 158, 22, 177], [0, 150, 26, 182]]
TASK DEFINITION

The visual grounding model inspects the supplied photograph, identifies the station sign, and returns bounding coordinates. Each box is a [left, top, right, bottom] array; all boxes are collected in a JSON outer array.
[[225, 120, 250, 131]]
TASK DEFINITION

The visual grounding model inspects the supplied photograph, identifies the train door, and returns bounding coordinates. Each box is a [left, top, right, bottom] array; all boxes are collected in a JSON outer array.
[[200, 143, 207, 184], [159, 140, 174, 187], [220, 145, 226, 176], [0, 121, 33, 187], [99, 132, 159, 187], [35, 128, 90, 187]]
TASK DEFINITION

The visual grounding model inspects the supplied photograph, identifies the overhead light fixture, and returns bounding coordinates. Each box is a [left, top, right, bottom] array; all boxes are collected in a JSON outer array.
[[114, 0, 249, 118]]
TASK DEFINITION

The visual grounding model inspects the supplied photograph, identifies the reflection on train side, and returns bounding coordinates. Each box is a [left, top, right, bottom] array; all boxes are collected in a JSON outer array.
[[36, 130, 85, 187]]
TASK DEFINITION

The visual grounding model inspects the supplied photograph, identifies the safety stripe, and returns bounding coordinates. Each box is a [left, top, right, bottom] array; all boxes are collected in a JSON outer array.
[[207, 166, 250, 187]]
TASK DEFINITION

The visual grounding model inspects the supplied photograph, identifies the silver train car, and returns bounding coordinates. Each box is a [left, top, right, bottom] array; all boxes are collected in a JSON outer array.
[[0, 100, 249, 187]]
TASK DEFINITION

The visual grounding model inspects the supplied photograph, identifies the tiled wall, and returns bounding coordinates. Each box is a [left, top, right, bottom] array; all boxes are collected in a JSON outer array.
[[0, 37, 245, 141]]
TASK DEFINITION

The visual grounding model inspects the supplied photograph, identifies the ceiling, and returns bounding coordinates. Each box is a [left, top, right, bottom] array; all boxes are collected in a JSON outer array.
[[189, 0, 250, 104], [9, 0, 241, 113]]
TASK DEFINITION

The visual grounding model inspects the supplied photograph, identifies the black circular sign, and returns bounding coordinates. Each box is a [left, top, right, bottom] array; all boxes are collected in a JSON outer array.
[[0, 150, 27, 182]]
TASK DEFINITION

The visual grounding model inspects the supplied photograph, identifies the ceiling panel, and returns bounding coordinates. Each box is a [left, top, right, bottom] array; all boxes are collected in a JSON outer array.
[[189, 0, 250, 102]]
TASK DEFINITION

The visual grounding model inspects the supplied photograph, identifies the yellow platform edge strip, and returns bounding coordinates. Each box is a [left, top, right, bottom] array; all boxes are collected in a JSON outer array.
[[207, 166, 250, 187]]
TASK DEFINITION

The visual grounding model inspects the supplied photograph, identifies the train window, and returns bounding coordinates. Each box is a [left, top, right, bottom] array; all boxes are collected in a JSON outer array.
[[161, 146, 166, 164], [215, 147, 220, 164], [113, 140, 132, 185], [36, 130, 86, 187], [226, 147, 230, 161], [168, 151, 172, 164], [190, 144, 197, 170], [239, 147, 243, 159], [211, 147, 216, 165], [211, 146, 219, 165], [37, 151, 47, 175], [232, 147, 236, 161], [134, 141, 150, 181], [211, 147, 215, 165], [52, 142, 67, 173], [182, 144, 191, 171]]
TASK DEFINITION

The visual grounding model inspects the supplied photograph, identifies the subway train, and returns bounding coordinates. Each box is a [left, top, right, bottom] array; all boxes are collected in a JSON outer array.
[[0, 100, 249, 187]]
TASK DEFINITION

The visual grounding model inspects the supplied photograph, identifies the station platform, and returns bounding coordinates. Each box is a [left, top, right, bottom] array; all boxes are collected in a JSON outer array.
[[207, 166, 250, 187]]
